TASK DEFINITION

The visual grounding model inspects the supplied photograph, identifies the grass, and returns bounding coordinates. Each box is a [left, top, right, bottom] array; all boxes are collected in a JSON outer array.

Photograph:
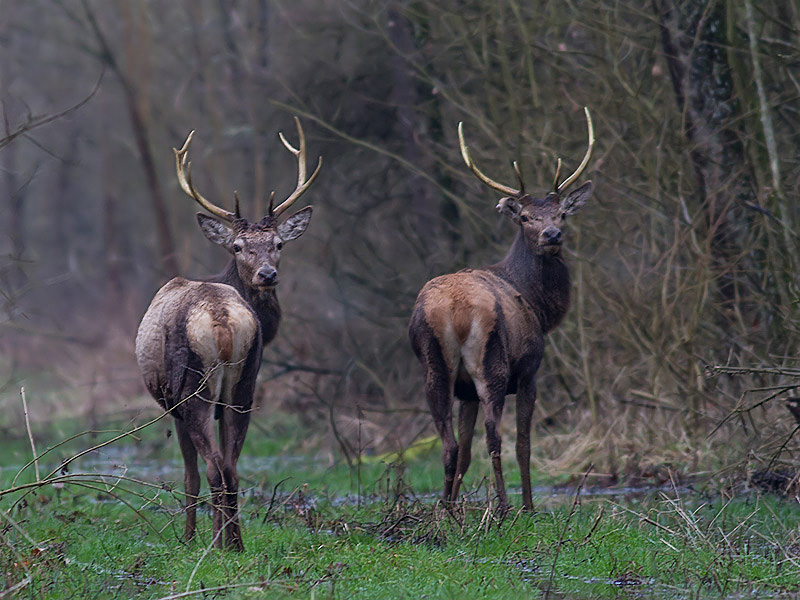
[[2, 409, 800, 599]]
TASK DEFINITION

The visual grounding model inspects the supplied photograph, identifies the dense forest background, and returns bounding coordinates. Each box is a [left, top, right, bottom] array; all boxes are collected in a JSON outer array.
[[2, 0, 799, 482]]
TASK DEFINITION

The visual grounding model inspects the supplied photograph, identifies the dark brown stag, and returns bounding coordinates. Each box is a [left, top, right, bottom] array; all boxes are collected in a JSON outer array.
[[409, 109, 594, 511], [135, 118, 321, 550]]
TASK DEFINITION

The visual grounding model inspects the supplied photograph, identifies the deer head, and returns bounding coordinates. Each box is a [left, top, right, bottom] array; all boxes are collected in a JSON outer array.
[[459, 108, 594, 255], [174, 117, 322, 289]]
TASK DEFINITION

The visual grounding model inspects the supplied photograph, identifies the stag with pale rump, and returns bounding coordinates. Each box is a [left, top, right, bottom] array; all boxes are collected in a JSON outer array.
[[409, 109, 594, 511], [136, 118, 321, 550]]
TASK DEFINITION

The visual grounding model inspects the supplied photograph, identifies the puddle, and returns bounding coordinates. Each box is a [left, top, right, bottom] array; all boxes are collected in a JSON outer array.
[[508, 556, 783, 600], [5, 439, 692, 513], [66, 557, 171, 587]]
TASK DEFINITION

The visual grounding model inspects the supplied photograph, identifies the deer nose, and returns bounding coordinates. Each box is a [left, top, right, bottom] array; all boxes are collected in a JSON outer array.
[[542, 227, 562, 245], [255, 266, 278, 286]]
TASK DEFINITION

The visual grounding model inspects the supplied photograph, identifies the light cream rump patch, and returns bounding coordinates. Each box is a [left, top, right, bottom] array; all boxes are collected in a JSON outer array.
[[419, 271, 501, 381], [186, 299, 258, 369]]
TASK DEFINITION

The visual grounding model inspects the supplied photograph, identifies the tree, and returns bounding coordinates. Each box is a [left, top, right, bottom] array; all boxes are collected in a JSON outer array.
[[656, 0, 755, 319]]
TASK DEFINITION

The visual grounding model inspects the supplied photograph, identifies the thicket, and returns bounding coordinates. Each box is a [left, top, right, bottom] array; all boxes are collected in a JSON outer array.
[[1, 0, 799, 482]]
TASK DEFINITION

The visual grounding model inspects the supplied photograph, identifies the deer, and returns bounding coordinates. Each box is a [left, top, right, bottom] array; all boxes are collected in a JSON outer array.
[[409, 109, 594, 512], [135, 118, 321, 551]]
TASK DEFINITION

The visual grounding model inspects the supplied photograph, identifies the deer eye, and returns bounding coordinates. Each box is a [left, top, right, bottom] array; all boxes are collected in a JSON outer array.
[[276, 241, 283, 250], [233, 242, 243, 253], [520, 215, 530, 223]]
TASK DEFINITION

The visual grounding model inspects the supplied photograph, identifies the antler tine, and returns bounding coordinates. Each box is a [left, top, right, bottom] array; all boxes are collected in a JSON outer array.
[[551, 158, 562, 192], [174, 131, 235, 222], [273, 116, 323, 217], [512, 161, 525, 195], [233, 191, 241, 219], [556, 106, 595, 193], [458, 122, 520, 197]]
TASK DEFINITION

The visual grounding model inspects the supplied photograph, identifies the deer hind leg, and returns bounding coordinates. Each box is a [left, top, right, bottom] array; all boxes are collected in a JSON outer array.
[[218, 404, 250, 551], [423, 365, 457, 502], [412, 322, 458, 502], [179, 367, 226, 548], [174, 418, 200, 543], [463, 332, 510, 511], [218, 343, 259, 551], [410, 314, 458, 502], [451, 397, 479, 501]]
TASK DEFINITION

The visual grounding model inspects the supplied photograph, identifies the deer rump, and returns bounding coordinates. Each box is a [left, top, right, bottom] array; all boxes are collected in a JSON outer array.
[[136, 278, 262, 420], [409, 268, 546, 401]]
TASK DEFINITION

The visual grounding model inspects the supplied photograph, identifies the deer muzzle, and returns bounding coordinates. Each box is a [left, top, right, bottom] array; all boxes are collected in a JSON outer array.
[[254, 266, 278, 288], [540, 226, 562, 246]]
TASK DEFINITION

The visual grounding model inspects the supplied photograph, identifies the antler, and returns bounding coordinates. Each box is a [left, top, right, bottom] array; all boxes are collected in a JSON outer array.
[[174, 131, 236, 222], [555, 107, 594, 193], [458, 122, 520, 197], [273, 117, 323, 217]]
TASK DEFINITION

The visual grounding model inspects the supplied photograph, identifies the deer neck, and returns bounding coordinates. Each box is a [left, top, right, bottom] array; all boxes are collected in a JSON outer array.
[[207, 259, 282, 344], [489, 229, 571, 333]]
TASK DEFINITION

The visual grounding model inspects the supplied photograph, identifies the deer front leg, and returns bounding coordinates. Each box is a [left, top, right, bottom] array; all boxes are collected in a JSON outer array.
[[515, 376, 537, 511]]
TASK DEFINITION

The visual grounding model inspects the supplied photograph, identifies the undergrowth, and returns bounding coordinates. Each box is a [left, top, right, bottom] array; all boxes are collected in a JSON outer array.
[[2, 405, 800, 600]]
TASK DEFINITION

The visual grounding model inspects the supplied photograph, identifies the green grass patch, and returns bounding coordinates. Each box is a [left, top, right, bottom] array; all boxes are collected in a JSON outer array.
[[3, 486, 800, 599], [2, 414, 800, 599]]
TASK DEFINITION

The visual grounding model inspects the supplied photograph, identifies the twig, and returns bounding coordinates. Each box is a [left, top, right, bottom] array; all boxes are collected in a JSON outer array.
[[185, 527, 223, 593], [0, 70, 103, 151], [607, 501, 679, 537], [580, 505, 605, 544], [707, 365, 800, 378], [267, 99, 482, 227], [154, 580, 293, 600], [0, 576, 31, 599], [262, 477, 291, 523], [6, 368, 217, 502], [20, 387, 39, 482], [765, 423, 800, 472], [261, 357, 341, 377]]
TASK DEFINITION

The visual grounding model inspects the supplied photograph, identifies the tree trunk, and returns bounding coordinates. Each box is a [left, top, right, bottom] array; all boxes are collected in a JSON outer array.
[[217, 0, 267, 220], [52, 127, 79, 274], [656, 0, 755, 317], [2, 139, 27, 288], [83, 0, 179, 277], [100, 106, 124, 316], [388, 1, 437, 251]]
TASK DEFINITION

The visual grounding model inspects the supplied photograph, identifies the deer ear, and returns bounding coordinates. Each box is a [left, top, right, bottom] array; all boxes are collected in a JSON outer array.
[[561, 181, 593, 216], [277, 206, 313, 242], [496, 197, 523, 224], [197, 213, 234, 249]]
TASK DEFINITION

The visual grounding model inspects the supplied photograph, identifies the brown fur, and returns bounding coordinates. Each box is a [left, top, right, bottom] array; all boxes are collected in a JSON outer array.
[[213, 324, 234, 363]]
